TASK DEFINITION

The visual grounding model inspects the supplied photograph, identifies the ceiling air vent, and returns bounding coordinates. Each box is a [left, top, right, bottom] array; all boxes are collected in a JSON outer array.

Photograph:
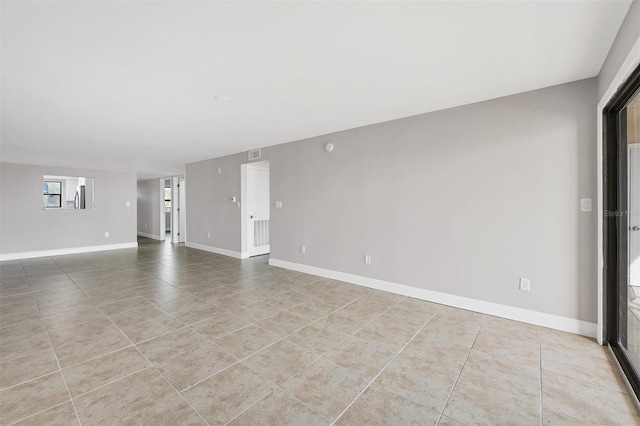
[[248, 149, 261, 160]]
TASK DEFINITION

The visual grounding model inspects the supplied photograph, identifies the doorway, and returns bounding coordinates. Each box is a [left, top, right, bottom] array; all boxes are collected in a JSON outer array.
[[604, 62, 640, 398], [164, 178, 172, 242], [241, 161, 270, 258], [172, 176, 186, 244]]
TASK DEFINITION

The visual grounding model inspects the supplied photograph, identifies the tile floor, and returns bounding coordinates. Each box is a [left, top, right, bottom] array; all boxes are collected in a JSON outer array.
[[1, 238, 639, 425]]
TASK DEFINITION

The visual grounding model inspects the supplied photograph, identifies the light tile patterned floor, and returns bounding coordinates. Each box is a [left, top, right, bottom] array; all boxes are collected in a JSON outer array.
[[1, 237, 639, 425]]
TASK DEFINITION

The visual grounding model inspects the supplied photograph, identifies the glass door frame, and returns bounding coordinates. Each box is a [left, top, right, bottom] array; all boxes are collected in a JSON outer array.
[[604, 62, 640, 398]]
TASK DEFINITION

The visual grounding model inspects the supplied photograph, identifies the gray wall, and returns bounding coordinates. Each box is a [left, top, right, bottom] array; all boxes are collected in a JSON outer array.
[[0, 163, 137, 254], [186, 157, 242, 249], [186, 78, 598, 322], [137, 178, 162, 238], [598, 0, 640, 98]]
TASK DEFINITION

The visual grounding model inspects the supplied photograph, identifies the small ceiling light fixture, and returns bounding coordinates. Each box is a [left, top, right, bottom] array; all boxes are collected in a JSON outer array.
[[324, 143, 334, 152], [215, 95, 230, 102]]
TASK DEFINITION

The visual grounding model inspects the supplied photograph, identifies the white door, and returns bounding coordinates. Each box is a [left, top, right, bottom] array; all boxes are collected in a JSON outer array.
[[630, 146, 640, 287], [247, 165, 270, 256], [179, 177, 186, 243]]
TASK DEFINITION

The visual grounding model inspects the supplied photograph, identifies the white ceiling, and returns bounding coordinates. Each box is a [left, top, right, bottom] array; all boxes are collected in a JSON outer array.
[[0, 1, 632, 179]]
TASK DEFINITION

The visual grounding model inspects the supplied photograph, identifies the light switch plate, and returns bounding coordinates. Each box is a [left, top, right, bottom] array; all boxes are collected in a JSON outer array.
[[580, 198, 592, 212], [275, 201, 283, 209]]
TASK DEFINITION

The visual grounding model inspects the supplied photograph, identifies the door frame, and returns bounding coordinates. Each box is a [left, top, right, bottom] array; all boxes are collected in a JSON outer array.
[[171, 177, 177, 244], [178, 176, 186, 243], [602, 62, 640, 398], [240, 161, 270, 259], [598, 39, 640, 345], [168, 176, 185, 244], [158, 178, 166, 241]]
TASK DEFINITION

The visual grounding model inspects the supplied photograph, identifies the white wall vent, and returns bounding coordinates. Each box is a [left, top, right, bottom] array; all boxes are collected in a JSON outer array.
[[248, 149, 261, 160]]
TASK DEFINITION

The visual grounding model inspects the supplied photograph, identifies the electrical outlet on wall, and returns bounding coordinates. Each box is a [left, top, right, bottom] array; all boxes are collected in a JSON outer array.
[[519, 278, 531, 292], [207, 232, 211, 238], [301, 245, 306, 254], [364, 255, 372, 265], [104, 232, 110, 238]]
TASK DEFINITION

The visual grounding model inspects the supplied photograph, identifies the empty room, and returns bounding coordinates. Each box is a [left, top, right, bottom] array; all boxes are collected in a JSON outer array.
[[2, 0, 640, 424]]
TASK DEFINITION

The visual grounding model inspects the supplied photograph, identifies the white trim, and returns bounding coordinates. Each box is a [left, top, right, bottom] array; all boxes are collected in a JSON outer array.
[[171, 176, 183, 244], [241, 163, 248, 255], [269, 258, 597, 338], [185, 242, 244, 259], [0, 242, 138, 261], [137, 232, 163, 240], [159, 179, 167, 241], [597, 36, 640, 344], [179, 176, 186, 243]]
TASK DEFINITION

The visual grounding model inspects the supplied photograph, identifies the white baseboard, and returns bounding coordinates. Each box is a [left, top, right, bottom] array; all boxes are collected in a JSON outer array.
[[185, 242, 243, 259], [0, 242, 139, 261], [137, 232, 163, 241], [268, 258, 597, 338]]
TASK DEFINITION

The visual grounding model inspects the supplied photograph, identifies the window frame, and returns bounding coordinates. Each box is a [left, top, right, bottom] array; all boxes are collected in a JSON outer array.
[[43, 180, 63, 209]]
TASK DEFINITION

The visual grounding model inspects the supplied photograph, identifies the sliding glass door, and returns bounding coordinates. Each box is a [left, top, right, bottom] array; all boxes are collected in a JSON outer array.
[[605, 63, 640, 397], [626, 91, 640, 369]]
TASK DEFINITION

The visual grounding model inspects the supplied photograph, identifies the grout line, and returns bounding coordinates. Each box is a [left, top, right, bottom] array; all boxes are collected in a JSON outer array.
[[0, 364, 61, 393], [62, 365, 155, 401], [273, 386, 333, 424], [328, 309, 440, 425], [7, 400, 74, 425], [437, 315, 487, 424], [539, 327, 544, 426], [6, 249, 502, 426], [98, 306, 213, 426], [214, 291, 366, 426], [27, 274, 84, 426], [0, 335, 143, 392], [223, 376, 331, 426], [540, 363, 632, 394], [178, 292, 378, 395], [30, 262, 208, 424]]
